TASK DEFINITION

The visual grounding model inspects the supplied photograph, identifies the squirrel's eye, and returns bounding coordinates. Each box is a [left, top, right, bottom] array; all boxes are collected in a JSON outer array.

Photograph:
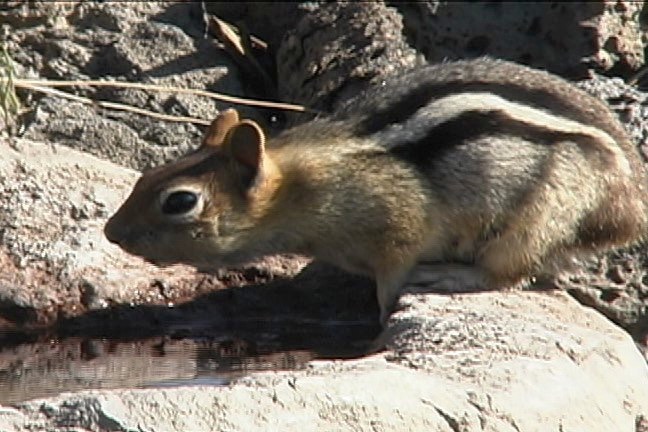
[[161, 191, 199, 215]]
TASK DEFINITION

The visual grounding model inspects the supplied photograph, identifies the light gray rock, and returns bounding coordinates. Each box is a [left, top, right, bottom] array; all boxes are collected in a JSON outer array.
[[384, 289, 648, 430], [0, 407, 26, 432]]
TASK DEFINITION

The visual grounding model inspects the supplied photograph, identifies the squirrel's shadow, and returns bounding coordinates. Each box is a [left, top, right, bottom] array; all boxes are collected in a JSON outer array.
[[53, 261, 382, 358], [2, 262, 560, 356], [36, 261, 559, 353]]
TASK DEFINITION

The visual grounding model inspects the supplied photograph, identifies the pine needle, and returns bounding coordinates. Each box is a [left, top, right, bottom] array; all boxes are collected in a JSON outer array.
[[20, 82, 213, 126]]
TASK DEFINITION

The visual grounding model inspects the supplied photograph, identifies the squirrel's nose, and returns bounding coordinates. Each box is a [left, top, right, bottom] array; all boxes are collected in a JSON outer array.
[[103, 216, 126, 245]]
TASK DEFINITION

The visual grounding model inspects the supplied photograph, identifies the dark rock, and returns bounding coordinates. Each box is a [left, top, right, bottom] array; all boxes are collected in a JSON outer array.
[[390, 1, 647, 78], [276, 2, 422, 122]]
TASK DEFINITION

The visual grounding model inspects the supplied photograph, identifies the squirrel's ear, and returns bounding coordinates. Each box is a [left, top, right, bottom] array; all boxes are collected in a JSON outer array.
[[201, 108, 240, 148], [224, 120, 266, 170]]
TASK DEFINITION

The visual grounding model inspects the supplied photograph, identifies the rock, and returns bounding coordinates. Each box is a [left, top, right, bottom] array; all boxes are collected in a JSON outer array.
[[0, 407, 25, 432], [22, 96, 203, 172], [276, 2, 422, 122], [5, 1, 246, 171], [379, 288, 648, 430], [0, 135, 184, 325], [577, 73, 648, 161], [1, 290, 646, 431], [392, 1, 647, 77]]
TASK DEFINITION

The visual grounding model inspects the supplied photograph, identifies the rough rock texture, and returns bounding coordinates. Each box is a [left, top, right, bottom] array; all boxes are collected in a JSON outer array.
[[0, 291, 646, 431], [273, 1, 648, 124], [2, 0, 249, 171], [391, 1, 648, 77], [276, 2, 423, 122], [577, 74, 648, 161]]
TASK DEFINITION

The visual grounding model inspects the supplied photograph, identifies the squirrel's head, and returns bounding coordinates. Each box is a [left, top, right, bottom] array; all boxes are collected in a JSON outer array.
[[104, 109, 282, 270]]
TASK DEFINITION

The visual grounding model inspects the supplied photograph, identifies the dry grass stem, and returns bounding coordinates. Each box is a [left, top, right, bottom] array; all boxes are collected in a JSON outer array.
[[13, 78, 312, 113], [1, 43, 313, 129], [21, 83, 212, 126]]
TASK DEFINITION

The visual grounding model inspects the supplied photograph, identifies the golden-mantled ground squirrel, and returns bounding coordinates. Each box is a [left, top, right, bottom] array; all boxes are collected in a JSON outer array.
[[104, 58, 648, 323]]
